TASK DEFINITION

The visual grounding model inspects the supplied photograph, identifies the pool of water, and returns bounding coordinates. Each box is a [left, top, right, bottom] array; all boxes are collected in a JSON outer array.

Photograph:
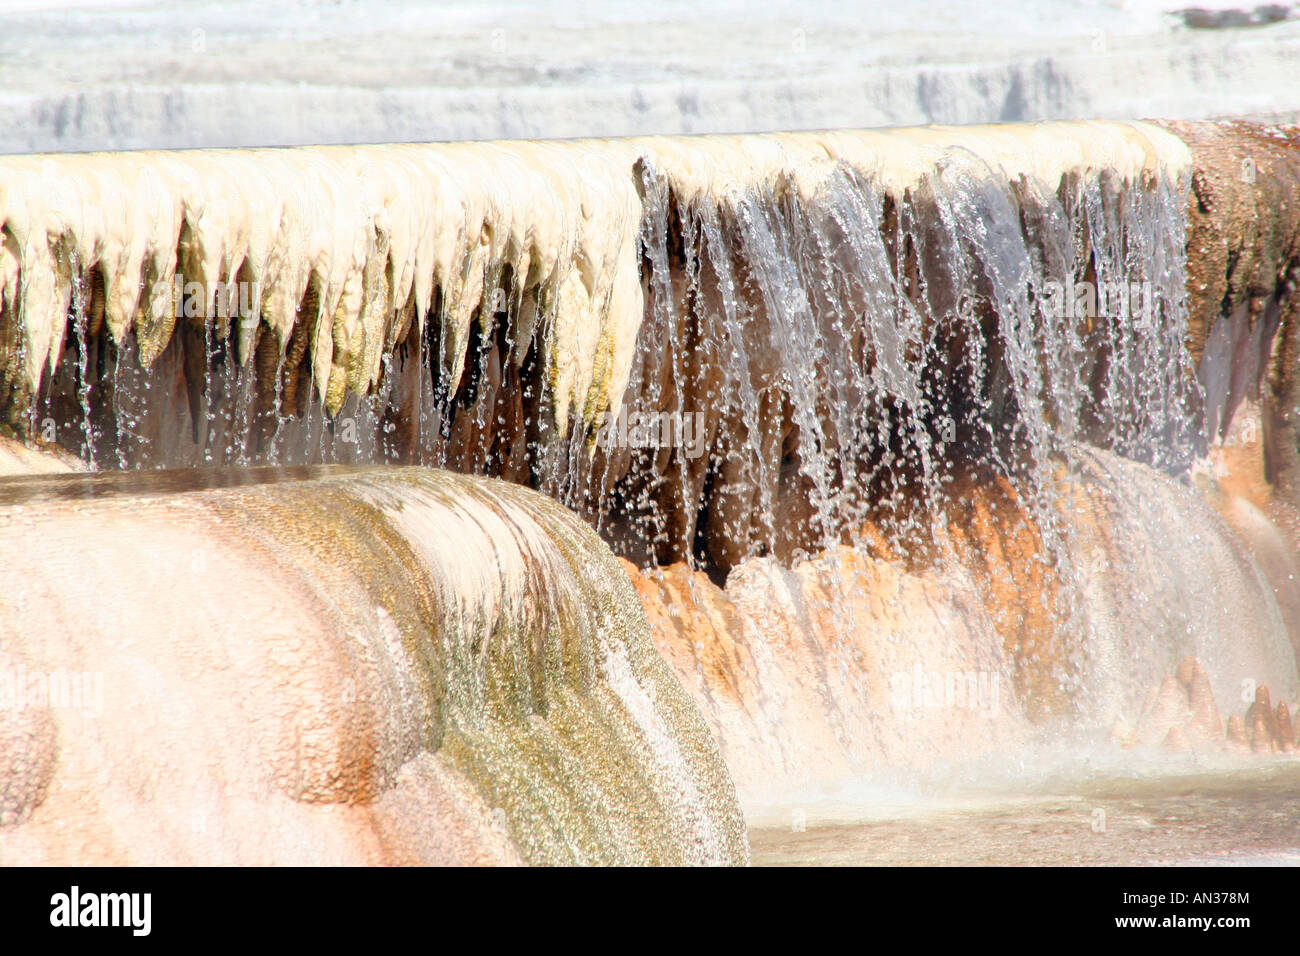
[[750, 761, 1300, 866]]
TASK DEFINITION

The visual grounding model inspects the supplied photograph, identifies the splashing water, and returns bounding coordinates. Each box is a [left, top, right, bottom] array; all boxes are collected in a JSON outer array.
[[2, 123, 1295, 807]]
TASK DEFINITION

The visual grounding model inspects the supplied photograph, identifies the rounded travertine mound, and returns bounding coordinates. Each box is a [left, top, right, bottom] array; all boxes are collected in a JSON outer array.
[[0, 466, 747, 865]]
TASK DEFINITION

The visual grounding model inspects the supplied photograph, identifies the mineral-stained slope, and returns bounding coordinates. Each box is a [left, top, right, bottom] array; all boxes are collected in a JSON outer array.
[[5, 118, 1300, 845], [0, 467, 747, 865]]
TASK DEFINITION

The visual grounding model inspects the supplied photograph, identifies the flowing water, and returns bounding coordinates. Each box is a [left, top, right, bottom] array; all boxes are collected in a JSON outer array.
[[0, 121, 1297, 863], [751, 761, 1300, 866]]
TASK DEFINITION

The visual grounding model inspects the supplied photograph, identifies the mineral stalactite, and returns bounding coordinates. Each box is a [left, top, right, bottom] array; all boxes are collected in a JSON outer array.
[[3, 119, 1300, 844]]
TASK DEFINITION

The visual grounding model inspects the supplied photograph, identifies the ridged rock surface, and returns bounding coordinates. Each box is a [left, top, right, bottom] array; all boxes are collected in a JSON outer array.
[[4, 118, 1300, 843], [0, 120, 1188, 446], [0, 466, 746, 865]]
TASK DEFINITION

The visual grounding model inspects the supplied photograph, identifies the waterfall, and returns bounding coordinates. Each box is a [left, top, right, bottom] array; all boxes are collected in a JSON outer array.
[[2, 118, 1300, 846], [0, 123, 1203, 527]]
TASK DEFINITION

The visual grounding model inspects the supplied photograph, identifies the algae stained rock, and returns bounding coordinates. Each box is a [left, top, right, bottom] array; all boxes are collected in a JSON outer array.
[[0, 466, 747, 865]]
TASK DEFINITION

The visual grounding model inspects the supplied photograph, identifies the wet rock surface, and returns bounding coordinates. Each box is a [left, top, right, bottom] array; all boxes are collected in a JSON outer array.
[[0, 467, 747, 865], [4, 119, 1300, 860]]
